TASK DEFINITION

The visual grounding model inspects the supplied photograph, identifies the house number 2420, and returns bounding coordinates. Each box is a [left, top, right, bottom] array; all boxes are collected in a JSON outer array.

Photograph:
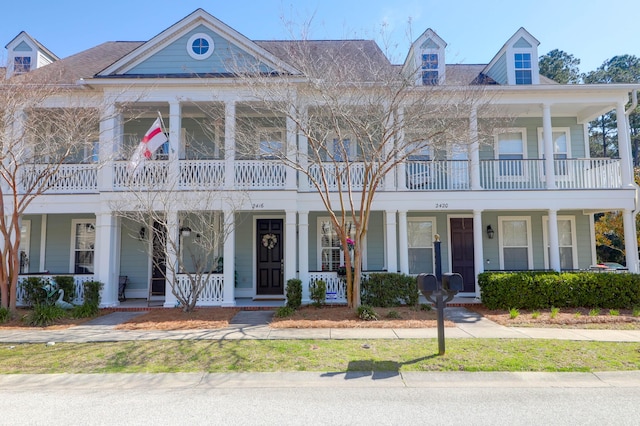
[[435, 203, 449, 209]]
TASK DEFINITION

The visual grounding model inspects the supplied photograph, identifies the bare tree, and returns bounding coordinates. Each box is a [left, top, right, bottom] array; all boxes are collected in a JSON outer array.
[[0, 70, 102, 313], [230, 38, 497, 307]]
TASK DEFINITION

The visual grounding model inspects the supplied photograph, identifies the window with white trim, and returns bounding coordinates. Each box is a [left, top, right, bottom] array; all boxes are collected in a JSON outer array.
[[405, 134, 433, 189], [326, 135, 357, 162], [258, 129, 284, 159], [407, 217, 435, 274], [495, 128, 527, 178], [318, 218, 357, 271], [514, 53, 532, 85], [542, 216, 577, 270], [14, 56, 31, 73], [537, 127, 571, 176], [187, 33, 214, 60], [421, 53, 439, 85], [498, 217, 532, 270], [71, 220, 95, 274]]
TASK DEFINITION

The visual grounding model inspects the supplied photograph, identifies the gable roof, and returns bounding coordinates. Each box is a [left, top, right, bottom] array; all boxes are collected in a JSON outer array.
[[482, 27, 539, 77], [5, 31, 59, 61], [97, 8, 300, 77]]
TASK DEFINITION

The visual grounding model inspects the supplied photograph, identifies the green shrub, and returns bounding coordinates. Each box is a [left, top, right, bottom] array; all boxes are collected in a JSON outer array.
[[419, 303, 432, 311], [82, 281, 103, 308], [275, 306, 295, 318], [478, 271, 640, 310], [509, 308, 519, 319], [609, 309, 620, 316], [386, 310, 401, 319], [550, 307, 560, 319], [356, 305, 378, 321], [361, 273, 419, 307], [310, 280, 327, 307], [285, 279, 302, 310], [589, 308, 600, 317], [53, 276, 76, 303], [25, 304, 66, 326], [20, 277, 48, 307], [531, 310, 540, 319], [72, 302, 99, 318], [0, 307, 10, 323]]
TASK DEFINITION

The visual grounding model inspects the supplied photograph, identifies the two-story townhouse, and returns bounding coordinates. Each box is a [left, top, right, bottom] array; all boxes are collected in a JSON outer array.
[[4, 9, 639, 307]]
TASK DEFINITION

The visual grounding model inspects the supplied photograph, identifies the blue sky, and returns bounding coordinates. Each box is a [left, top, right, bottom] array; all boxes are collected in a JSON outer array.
[[2, 0, 638, 73]]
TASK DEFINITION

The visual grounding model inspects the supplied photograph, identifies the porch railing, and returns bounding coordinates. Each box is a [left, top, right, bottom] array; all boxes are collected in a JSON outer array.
[[21, 164, 98, 193], [308, 271, 373, 304], [553, 158, 622, 189], [406, 160, 470, 190], [113, 160, 168, 190], [175, 273, 225, 306], [16, 274, 94, 306], [179, 160, 225, 190], [235, 160, 286, 189], [306, 163, 384, 191]]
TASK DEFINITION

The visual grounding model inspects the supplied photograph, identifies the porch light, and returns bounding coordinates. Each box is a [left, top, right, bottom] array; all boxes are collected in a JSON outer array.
[[486, 225, 495, 239], [138, 227, 147, 240], [180, 226, 192, 237]]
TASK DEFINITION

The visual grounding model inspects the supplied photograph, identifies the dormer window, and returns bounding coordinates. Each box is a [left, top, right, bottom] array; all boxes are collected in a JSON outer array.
[[14, 56, 31, 74], [421, 54, 439, 85], [514, 53, 532, 85]]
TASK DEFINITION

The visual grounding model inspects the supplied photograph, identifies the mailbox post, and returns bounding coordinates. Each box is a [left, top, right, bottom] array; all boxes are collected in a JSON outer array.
[[416, 234, 463, 355]]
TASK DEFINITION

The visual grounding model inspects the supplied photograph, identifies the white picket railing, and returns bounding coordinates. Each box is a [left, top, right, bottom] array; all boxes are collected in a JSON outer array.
[[175, 274, 225, 306], [21, 164, 98, 193], [113, 161, 168, 190], [179, 160, 225, 189], [308, 272, 347, 304], [406, 160, 469, 190], [306, 163, 384, 191], [16, 274, 94, 306], [554, 158, 622, 189], [234, 160, 287, 189]]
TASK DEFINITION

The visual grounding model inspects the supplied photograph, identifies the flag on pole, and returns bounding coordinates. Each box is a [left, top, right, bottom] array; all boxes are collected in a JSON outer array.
[[129, 117, 168, 172]]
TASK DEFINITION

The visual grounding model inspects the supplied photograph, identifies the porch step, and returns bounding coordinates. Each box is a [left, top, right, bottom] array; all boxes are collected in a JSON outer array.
[[229, 310, 274, 326]]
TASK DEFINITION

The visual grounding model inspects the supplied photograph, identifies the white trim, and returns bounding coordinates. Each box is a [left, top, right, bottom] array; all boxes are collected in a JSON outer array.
[[186, 33, 214, 60], [39, 214, 47, 272], [536, 127, 572, 158], [494, 127, 528, 182], [315, 216, 367, 271], [542, 215, 578, 270], [19, 220, 31, 274], [70, 219, 96, 274], [498, 216, 533, 270]]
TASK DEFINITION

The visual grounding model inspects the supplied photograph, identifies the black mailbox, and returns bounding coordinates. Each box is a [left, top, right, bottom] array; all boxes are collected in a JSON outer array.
[[417, 273, 438, 295], [442, 273, 463, 292]]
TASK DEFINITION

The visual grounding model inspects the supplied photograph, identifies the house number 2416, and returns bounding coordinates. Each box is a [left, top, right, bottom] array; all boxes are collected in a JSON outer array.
[[435, 203, 449, 209]]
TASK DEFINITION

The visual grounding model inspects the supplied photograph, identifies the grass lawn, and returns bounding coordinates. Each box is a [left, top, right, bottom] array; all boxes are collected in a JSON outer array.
[[1, 339, 639, 374]]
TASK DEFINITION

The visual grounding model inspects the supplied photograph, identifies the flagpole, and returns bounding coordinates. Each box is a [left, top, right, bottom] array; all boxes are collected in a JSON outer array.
[[157, 110, 168, 135]]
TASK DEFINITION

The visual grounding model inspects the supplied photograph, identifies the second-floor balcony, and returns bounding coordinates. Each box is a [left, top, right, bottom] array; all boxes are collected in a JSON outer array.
[[20, 157, 624, 194]]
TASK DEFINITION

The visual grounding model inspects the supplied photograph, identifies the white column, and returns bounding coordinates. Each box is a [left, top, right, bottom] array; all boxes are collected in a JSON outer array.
[[617, 102, 634, 187], [297, 106, 309, 192], [547, 209, 561, 271], [298, 211, 310, 303], [383, 103, 396, 191], [95, 212, 120, 307], [222, 210, 236, 306], [224, 101, 236, 190], [472, 210, 484, 296], [285, 210, 297, 282], [397, 107, 407, 190], [623, 209, 639, 272], [542, 104, 556, 189], [385, 210, 398, 273], [163, 210, 179, 308], [398, 210, 409, 274], [98, 103, 118, 192], [39, 214, 47, 272], [469, 107, 481, 190], [168, 101, 182, 186], [285, 110, 297, 190]]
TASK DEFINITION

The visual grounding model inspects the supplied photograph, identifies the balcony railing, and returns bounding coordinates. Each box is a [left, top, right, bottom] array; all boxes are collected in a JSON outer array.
[[21, 164, 98, 193], [16, 274, 94, 306], [24, 157, 623, 194]]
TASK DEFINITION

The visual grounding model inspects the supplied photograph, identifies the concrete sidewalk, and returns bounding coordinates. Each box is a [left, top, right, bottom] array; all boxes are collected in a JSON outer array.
[[1, 307, 640, 344]]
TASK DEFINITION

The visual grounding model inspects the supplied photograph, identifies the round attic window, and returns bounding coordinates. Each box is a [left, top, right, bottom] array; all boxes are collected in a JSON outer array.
[[187, 33, 214, 60]]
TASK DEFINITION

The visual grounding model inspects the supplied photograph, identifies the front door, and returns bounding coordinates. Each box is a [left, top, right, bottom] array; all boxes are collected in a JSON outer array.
[[450, 218, 475, 293], [150, 221, 167, 297], [256, 219, 283, 296]]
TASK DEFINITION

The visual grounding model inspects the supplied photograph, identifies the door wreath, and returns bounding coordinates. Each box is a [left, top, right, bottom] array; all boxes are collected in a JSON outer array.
[[262, 233, 278, 249]]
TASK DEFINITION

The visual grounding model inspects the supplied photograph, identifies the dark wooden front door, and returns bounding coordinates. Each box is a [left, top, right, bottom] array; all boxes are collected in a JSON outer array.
[[256, 219, 284, 295], [151, 221, 167, 297], [450, 218, 475, 293]]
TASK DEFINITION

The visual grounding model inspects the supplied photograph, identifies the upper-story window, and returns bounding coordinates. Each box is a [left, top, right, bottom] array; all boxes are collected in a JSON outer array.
[[14, 56, 31, 73], [187, 33, 214, 60], [495, 128, 527, 178], [421, 53, 439, 85], [514, 53, 532, 85]]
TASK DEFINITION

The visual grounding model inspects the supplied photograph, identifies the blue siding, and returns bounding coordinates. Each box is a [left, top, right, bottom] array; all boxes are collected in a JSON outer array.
[[486, 52, 507, 85], [513, 37, 532, 48], [119, 219, 150, 293], [366, 212, 385, 270], [44, 214, 93, 274], [23, 215, 42, 272], [14, 41, 32, 52], [127, 25, 275, 75], [235, 213, 253, 289]]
